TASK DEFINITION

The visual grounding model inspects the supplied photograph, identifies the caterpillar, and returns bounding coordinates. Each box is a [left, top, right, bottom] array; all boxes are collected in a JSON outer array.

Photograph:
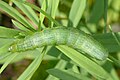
[[9, 27, 108, 60]]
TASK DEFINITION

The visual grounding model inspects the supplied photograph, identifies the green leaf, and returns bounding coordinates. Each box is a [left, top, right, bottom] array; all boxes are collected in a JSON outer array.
[[0, 53, 18, 74], [47, 0, 59, 27], [103, 0, 108, 33], [12, 20, 32, 33], [46, 60, 68, 80], [17, 46, 52, 80], [38, 0, 48, 29], [12, 0, 39, 26], [93, 32, 120, 52], [47, 69, 91, 80], [0, 49, 40, 63], [0, 1, 35, 32], [68, 0, 86, 27], [23, 1, 62, 26], [56, 45, 111, 79], [87, 0, 104, 23], [108, 55, 120, 68], [17, 49, 46, 80], [0, 42, 12, 55], [0, 38, 14, 47], [103, 61, 119, 80], [0, 26, 20, 38]]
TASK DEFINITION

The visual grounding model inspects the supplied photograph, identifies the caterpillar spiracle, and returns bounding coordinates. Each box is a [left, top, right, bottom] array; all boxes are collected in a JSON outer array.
[[9, 27, 108, 60]]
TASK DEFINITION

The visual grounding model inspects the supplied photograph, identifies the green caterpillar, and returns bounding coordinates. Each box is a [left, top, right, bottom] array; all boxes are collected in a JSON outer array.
[[9, 27, 108, 60]]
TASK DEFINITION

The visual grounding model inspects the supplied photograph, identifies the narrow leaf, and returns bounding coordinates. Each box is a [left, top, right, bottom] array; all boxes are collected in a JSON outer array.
[[0, 26, 20, 38], [0, 53, 18, 74], [68, 0, 86, 27], [46, 60, 67, 80], [0, 38, 14, 47], [88, 0, 104, 23], [23, 1, 62, 26], [12, 20, 32, 32], [93, 32, 120, 52], [104, 0, 108, 33], [18, 47, 47, 80], [0, 1, 35, 31], [12, 0, 39, 26], [56, 45, 110, 79], [39, 0, 47, 29], [47, 69, 91, 80], [47, 0, 59, 27]]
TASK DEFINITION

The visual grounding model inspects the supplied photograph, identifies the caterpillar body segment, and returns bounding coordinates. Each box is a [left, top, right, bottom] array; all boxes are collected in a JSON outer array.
[[9, 27, 108, 60]]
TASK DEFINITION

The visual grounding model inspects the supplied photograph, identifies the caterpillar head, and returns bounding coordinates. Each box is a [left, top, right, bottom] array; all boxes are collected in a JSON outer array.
[[8, 44, 17, 53]]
